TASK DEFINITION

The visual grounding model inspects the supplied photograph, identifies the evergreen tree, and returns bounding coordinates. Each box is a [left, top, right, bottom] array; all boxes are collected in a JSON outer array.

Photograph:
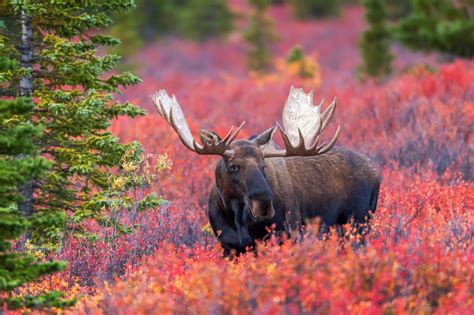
[[142, 0, 190, 39], [0, 0, 162, 248], [0, 57, 73, 310], [394, 0, 474, 58], [179, 0, 235, 41], [383, 0, 412, 21], [109, 0, 190, 58], [289, 0, 341, 19], [359, 0, 393, 79], [244, 0, 277, 72]]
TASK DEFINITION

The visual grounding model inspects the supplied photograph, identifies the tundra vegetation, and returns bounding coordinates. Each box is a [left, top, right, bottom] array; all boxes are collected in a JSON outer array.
[[0, 0, 472, 314]]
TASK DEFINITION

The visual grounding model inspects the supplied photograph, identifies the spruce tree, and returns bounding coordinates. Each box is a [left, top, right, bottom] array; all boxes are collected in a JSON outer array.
[[394, 0, 474, 58], [0, 0, 162, 248], [289, 0, 341, 19], [109, 0, 190, 59], [383, 0, 412, 21], [244, 0, 277, 72], [179, 0, 234, 41], [0, 57, 73, 310], [359, 0, 393, 79]]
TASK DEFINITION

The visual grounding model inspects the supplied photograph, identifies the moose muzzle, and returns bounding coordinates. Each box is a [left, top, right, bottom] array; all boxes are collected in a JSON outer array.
[[244, 167, 276, 221], [250, 198, 275, 220]]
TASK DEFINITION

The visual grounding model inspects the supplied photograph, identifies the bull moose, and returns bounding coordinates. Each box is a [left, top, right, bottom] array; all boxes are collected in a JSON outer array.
[[152, 87, 381, 256]]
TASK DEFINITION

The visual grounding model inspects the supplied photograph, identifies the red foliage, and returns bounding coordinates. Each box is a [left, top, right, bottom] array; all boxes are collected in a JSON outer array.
[[10, 3, 473, 314]]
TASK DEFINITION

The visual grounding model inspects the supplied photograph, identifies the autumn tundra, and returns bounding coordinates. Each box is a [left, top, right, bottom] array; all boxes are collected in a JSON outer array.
[[152, 87, 381, 255]]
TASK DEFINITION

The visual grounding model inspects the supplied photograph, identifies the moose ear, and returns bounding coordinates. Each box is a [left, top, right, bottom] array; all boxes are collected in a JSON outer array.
[[252, 126, 277, 147]]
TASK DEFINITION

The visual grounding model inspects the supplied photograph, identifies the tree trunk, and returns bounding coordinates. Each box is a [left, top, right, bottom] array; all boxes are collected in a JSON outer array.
[[18, 9, 34, 219], [19, 9, 32, 97]]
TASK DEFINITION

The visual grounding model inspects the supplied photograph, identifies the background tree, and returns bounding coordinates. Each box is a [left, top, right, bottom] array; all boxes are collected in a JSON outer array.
[[289, 0, 341, 19], [0, 0, 162, 249], [244, 0, 277, 72], [393, 0, 474, 58], [108, 0, 190, 59], [133, 0, 189, 41], [0, 56, 73, 310], [179, 0, 235, 41], [359, 0, 393, 79], [383, 0, 413, 21]]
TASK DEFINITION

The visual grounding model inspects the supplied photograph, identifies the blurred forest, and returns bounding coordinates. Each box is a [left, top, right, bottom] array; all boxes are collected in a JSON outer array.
[[111, 0, 474, 68]]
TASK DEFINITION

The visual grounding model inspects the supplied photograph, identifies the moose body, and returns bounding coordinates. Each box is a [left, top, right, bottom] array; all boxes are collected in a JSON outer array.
[[208, 143, 381, 255], [152, 87, 381, 256]]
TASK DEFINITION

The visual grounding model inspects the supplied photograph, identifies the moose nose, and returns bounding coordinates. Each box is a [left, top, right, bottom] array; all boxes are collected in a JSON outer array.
[[250, 198, 275, 220]]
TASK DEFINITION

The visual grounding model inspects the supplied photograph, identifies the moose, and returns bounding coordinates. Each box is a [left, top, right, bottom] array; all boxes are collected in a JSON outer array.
[[152, 87, 381, 256]]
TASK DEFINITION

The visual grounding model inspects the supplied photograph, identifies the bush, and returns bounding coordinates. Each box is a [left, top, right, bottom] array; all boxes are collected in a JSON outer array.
[[286, 46, 318, 79], [383, 0, 412, 20], [289, 0, 341, 19]]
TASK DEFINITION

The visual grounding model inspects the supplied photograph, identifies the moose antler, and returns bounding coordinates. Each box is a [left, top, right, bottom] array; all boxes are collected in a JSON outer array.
[[263, 86, 340, 158], [151, 90, 244, 157]]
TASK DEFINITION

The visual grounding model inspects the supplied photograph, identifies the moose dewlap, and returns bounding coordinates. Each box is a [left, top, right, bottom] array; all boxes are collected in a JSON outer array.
[[151, 87, 381, 256]]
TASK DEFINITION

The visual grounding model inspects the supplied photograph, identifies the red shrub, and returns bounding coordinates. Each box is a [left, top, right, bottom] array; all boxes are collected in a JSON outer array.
[[10, 3, 472, 314]]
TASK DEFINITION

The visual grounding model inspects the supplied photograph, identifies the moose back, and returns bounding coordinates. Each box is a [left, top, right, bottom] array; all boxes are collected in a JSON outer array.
[[152, 87, 381, 256]]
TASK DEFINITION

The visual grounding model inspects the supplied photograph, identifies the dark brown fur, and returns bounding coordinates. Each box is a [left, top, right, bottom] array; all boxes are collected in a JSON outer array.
[[208, 139, 381, 256]]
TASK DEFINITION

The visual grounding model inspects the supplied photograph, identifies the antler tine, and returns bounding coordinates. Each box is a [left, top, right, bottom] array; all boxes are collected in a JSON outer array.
[[226, 121, 246, 145], [317, 125, 340, 154], [193, 136, 234, 156], [308, 134, 321, 152], [276, 122, 293, 150], [295, 129, 307, 152], [321, 97, 336, 133], [152, 92, 166, 119], [220, 126, 235, 144]]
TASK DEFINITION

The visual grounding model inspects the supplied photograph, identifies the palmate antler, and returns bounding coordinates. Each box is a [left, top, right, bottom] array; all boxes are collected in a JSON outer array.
[[262, 86, 340, 158], [151, 90, 244, 157], [152, 87, 339, 159]]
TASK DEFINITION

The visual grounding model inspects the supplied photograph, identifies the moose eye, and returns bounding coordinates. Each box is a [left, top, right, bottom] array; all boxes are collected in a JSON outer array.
[[229, 164, 240, 172]]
